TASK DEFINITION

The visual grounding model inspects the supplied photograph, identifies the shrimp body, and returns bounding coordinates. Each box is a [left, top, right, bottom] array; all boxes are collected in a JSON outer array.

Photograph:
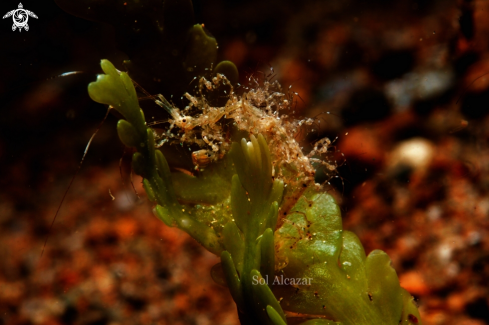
[[152, 74, 337, 183]]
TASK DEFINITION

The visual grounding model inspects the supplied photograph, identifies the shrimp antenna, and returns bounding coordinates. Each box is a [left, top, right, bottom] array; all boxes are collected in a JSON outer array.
[[456, 71, 489, 104], [0, 71, 88, 97], [127, 76, 175, 116], [155, 94, 175, 116], [40, 107, 111, 257]]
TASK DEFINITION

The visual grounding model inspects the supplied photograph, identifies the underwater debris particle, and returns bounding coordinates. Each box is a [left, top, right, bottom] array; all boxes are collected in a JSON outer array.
[[109, 189, 115, 200]]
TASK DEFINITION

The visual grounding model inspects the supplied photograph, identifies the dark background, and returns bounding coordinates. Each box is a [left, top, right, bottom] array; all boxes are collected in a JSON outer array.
[[1, 0, 489, 324]]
